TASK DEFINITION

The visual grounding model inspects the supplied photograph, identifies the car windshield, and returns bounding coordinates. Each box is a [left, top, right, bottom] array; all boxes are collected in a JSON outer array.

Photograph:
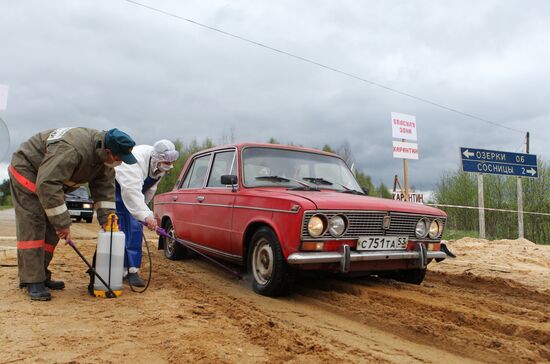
[[242, 147, 363, 192], [67, 187, 89, 199]]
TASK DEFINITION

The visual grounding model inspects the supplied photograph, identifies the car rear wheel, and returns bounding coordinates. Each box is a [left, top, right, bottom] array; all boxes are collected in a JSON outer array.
[[249, 227, 294, 296], [76, 217, 82, 222], [85, 217, 93, 223], [162, 219, 188, 260]]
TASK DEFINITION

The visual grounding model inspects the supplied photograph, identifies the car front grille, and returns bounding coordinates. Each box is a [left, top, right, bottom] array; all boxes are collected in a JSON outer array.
[[301, 210, 446, 241], [65, 201, 93, 209]]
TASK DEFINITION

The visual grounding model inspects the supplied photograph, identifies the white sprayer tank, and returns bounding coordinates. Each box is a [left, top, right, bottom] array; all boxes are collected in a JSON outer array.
[[94, 214, 125, 296]]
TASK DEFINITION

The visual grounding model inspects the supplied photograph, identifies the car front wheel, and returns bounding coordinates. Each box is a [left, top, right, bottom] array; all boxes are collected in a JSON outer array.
[[162, 219, 188, 260], [388, 268, 427, 285], [249, 227, 294, 296]]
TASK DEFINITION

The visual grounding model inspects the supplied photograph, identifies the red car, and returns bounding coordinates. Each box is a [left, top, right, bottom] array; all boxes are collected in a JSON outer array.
[[154, 143, 448, 296]]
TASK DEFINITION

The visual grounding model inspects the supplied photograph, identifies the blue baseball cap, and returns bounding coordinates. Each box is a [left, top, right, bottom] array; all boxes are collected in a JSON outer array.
[[104, 128, 137, 165]]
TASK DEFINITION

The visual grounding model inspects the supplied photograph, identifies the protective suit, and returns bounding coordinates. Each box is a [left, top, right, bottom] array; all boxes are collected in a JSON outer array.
[[114, 140, 179, 285]]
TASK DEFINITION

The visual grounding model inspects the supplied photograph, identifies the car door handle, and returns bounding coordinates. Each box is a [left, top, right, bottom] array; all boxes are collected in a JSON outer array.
[[172, 195, 178, 201], [197, 196, 205, 202]]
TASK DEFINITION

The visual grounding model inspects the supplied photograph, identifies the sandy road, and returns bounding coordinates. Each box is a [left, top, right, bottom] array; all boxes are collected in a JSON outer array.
[[0, 210, 549, 363]]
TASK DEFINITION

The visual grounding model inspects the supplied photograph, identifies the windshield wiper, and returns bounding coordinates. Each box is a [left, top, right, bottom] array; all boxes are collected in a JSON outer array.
[[255, 175, 320, 191], [303, 177, 365, 195], [302, 177, 333, 186], [340, 189, 366, 195], [255, 175, 290, 183]]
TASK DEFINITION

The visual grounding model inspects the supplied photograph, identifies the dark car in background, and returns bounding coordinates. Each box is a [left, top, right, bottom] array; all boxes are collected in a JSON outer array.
[[65, 186, 94, 223]]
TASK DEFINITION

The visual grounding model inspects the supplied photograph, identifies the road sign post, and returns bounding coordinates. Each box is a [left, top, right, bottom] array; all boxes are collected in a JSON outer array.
[[478, 174, 485, 239], [460, 146, 537, 240], [517, 177, 524, 239]]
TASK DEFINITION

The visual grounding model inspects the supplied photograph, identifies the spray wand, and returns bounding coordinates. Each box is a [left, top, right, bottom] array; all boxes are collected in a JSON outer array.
[[140, 221, 242, 280], [65, 238, 118, 298]]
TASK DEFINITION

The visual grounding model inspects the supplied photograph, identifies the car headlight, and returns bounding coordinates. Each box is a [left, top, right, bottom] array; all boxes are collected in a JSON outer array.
[[415, 219, 428, 238], [308, 215, 326, 237], [328, 215, 346, 237], [82, 203, 92, 209], [429, 219, 442, 239]]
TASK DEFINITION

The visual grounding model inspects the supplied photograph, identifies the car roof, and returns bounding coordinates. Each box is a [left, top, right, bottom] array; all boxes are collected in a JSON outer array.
[[195, 142, 341, 159]]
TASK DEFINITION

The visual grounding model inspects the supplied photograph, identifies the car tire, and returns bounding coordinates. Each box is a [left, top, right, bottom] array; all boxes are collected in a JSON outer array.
[[85, 217, 93, 223], [249, 226, 295, 297], [76, 217, 82, 222], [390, 268, 427, 285], [162, 219, 188, 260]]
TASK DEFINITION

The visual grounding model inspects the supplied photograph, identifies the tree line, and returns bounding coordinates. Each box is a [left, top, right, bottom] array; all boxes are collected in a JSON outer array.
[[0, 138, 390, 206], [433, 160, 550, 244]]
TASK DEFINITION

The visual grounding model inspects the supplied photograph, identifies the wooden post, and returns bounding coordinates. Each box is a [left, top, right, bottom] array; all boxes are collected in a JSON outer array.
[[517, 177, 524, 239], [403, 159, 409, 202], [478, 173, 486, 239], [517, 131, 529, 239]]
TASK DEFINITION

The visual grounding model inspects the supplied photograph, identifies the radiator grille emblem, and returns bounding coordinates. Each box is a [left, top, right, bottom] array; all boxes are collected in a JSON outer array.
[[383, 215, 391, 230]]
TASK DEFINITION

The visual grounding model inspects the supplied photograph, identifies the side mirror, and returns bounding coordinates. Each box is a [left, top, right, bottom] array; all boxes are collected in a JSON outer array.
[[221, 174, 238, 185], [361, 187, 369, 195]]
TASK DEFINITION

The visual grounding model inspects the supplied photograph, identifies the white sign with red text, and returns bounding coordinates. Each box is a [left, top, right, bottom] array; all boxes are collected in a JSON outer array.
[[393, 141, 419, 160], [391, 112, 417, 141], [0, 85, 8, 111]]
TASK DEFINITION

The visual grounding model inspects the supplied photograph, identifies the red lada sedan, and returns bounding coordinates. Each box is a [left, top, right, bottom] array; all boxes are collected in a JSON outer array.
[[154, 143, 448, 296]]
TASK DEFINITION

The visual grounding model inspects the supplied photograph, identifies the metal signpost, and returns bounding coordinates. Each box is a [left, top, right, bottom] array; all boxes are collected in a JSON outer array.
[[460, 145, 537, 239]]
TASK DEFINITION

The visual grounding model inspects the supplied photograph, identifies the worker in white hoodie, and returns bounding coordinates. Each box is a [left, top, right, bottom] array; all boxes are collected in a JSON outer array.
[[114, 140, 179, 286]]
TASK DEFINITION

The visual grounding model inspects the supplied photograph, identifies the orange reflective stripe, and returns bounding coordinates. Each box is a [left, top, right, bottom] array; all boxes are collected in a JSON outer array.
[[17, 240, 44, 249], [44, 244, 56, 253], [9, 164, 36, 193]]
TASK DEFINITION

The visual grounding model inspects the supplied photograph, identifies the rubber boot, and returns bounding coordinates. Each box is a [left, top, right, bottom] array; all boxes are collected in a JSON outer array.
[[27, 283, 51, 301], [45, 278, 65, 290], [126, 272, 145, 287], [21, 279, 65, 290]]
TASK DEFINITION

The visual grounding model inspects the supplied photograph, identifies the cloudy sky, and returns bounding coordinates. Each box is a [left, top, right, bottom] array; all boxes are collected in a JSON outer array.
[[1, 0, 549, 190]]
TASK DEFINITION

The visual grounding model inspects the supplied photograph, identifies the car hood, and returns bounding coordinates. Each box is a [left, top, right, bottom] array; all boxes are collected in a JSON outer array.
[[255, 189, 446, 216]]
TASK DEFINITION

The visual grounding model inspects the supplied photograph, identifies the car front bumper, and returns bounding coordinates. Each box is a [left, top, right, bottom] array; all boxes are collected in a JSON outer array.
[[287, 244, 447, 273], [68, 209, 94, 218]]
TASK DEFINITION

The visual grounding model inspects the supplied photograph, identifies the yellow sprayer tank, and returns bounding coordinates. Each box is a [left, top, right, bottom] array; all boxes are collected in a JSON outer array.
[[94, 214, 125, 297]]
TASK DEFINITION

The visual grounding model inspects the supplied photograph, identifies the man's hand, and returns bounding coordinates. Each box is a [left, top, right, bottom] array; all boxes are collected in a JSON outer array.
[[144, 217, 158, 231], [56, 227, 71, 240]]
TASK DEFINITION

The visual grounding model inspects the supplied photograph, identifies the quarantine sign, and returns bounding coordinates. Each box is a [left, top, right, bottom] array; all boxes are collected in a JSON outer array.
[[391, 112, 417, 141], [393, 141, 419, 160]]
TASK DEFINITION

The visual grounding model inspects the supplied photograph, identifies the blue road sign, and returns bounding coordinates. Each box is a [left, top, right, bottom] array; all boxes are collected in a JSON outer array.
[[460, 147, 538, 178]]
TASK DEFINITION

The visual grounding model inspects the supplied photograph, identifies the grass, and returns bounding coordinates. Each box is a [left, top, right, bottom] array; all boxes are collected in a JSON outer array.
[[0, 205, 13, 211]]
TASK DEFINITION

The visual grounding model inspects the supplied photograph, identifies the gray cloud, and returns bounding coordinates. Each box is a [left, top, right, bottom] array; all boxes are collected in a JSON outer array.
[[1, 0, 549, 188]]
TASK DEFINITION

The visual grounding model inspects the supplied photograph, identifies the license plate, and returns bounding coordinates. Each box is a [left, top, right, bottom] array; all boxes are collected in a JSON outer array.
[[357, 236, 408, 251], [69, 210, 81, 216]]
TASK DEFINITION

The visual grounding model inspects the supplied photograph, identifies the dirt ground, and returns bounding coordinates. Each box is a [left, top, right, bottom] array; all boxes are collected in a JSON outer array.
[[1, 208, 549, 364]]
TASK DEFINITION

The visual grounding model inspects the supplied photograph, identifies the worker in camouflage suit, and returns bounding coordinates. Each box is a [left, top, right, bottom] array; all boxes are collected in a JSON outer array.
[[8, 127, 137, 301]]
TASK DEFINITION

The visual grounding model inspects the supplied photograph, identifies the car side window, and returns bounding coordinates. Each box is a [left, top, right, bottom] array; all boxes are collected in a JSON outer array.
[[207, 151, 236, 187], [181, 155, 211, 189]]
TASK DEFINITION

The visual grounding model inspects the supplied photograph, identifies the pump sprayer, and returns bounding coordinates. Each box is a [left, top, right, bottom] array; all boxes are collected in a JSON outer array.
[[94, 213, 125, 297]]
